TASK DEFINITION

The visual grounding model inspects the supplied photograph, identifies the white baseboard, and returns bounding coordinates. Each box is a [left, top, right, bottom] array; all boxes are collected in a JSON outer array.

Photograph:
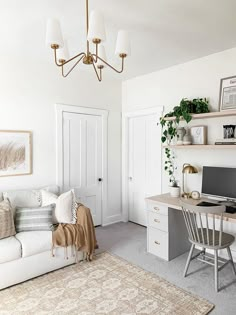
[[121, 211, 129, 222], [102, 214, 122, 226]]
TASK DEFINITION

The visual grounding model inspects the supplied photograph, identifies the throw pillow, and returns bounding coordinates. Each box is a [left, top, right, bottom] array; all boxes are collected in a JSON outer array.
[[0, 199, 16, 239], [40, 185, 60, 196], [41, 189, 76, 224], [3, 190, 41, 217], [15, 205, 54, 232]]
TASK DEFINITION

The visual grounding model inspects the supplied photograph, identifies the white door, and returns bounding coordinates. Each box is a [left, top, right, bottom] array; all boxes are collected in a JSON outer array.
[[128, 113, 162, 226], [63, 112, 102, 226]]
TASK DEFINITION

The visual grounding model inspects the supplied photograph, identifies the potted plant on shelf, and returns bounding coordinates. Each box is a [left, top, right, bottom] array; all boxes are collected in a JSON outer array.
[[160, 97, 210, 145], [164, 148, 180, 197]]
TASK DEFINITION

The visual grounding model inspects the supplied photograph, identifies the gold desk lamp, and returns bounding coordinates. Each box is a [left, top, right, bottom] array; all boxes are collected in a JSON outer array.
[[182, 163, 198, 198]]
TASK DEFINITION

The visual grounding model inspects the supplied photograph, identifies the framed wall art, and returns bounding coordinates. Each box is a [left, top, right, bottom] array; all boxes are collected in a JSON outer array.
[[190, 126, 207, 145], [219, 75, 236, 111], [0, 130, 32, 177]]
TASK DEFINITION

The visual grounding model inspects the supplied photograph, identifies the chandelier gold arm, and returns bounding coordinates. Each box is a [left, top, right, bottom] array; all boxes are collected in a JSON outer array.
[[61, 54, 86, 77], [92, 59, 102, 81], [93, 43, 98, 63], [86, 0, 90, 56], [92, 54, 125, 73], [53, 48, 86, 67]]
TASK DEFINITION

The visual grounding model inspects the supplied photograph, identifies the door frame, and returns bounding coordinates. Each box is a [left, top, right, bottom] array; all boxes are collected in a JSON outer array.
[[122, 106, 163, 222], [55, 103, 108, 226]]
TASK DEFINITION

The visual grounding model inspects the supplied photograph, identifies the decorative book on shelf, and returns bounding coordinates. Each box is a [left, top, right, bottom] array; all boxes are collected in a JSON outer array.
[[215, 139, 236, 145]]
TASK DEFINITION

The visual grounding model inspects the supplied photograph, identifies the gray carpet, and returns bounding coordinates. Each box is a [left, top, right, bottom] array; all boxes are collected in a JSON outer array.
[[96, 222, 236, 315]]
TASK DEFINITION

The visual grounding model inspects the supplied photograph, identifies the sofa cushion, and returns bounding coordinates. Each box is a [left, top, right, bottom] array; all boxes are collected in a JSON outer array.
[[0, 199, 16, 239], [15, 231, 52, 258], [15, 205, 54, 232], [0, 236, 21, 264]]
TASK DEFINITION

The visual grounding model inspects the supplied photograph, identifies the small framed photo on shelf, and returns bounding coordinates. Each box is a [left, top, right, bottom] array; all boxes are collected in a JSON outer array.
[[190, 126, 207, 145], [219, 75, 236, 111]]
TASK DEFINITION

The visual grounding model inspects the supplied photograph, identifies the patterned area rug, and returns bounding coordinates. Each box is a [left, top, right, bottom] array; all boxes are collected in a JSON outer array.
[[0, 252, 214, 315]]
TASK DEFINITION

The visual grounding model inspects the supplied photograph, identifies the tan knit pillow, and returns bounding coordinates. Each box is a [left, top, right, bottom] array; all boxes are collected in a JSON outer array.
[[0, 199, 16, 239]]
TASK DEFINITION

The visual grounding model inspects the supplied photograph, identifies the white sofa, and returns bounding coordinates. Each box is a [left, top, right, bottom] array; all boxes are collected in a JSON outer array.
[[0, 185, 82, 290]]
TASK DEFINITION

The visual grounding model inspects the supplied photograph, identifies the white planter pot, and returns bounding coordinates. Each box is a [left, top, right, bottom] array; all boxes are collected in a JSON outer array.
[[169, 186, 180, 198]]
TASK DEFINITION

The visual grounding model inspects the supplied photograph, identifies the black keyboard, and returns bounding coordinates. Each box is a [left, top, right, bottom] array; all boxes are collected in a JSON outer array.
[[197, 201, 218, 207], [197, 201, 236, 213]]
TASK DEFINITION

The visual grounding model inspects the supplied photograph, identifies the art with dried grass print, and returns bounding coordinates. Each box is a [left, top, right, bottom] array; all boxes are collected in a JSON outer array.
[[0, 131, 32, 177]]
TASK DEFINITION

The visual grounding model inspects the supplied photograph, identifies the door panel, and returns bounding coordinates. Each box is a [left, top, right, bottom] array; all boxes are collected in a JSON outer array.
[[128, 114, 161, 226], [63, 112, 102, 226]]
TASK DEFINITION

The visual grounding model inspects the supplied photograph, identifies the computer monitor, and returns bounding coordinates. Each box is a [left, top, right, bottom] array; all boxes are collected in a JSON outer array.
[[202, 166, 236, 201]]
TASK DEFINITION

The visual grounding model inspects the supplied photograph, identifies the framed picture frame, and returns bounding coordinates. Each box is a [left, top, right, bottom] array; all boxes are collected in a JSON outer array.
[[0, 130, 32, 177], [190, 126, 207, 145], [219, 75, 236, 111]]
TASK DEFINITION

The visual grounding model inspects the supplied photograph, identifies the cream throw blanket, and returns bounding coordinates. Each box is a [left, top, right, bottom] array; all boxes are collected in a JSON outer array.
[[52, 203, 98, 261]]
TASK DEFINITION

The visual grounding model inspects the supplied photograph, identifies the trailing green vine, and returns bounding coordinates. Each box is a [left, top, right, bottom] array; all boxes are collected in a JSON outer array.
[[164, 147, 178, 186], [161, 97, 210, 185]]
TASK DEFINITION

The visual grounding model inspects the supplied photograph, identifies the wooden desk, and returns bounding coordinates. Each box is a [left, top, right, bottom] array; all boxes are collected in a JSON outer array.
[[147, 193, 236, 223], [145, 193, 236, 261]]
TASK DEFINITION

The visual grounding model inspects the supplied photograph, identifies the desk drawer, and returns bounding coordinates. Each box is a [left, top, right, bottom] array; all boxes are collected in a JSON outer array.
[[148, 212, 168, 232], [148, 227, 169, 260], [147, 203, 168, 215]]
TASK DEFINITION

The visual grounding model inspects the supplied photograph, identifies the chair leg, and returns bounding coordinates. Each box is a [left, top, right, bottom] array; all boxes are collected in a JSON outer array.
[[183, 244, 195, 277], [227, 247, 236, 276], [214, 250, 219, 292], [202, 247, 206, 260]]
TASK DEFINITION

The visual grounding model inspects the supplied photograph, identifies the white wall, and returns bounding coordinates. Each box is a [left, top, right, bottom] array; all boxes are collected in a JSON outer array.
[[122, 47, 236, 194], [0, 56, 122, 224]]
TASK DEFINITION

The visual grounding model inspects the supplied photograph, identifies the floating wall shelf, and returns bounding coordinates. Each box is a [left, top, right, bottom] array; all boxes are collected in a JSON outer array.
[[163, 110, 236, 121], [163, 145, 236, 149]]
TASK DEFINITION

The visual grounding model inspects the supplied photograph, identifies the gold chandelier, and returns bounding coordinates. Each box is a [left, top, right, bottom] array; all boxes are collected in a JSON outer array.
[[46, 0, 130, 81]]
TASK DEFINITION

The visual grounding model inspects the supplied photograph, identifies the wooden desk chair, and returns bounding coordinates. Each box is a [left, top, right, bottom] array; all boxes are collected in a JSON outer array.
[[180, 201, 236, 292]]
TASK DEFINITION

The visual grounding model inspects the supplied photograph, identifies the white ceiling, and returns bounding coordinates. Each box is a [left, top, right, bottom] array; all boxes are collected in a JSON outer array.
[[1, 0, 236, 80]]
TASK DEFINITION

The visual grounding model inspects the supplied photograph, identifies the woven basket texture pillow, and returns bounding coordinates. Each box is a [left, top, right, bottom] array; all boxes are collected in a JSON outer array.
[[15, 205, 54, 232], [0, 199, 16, 239]]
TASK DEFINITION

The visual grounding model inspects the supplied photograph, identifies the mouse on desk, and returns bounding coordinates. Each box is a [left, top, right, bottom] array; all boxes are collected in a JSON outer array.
[[225, 206, 236, 214]]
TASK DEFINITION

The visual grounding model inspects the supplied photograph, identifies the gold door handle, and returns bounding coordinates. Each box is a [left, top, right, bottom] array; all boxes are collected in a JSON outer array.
[[154, 241, 160, 245], [154, 207, 159, 211], [154, 219, 160, 223]]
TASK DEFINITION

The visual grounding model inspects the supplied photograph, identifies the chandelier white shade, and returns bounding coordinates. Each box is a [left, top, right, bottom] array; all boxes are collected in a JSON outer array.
[[57, 40, 69, 62], [87, 11, 106, 43], [46, 19, 64, 48], [46, 0, 130, 81], [96, 45, 107, 68], [115, 30, 131, 56]]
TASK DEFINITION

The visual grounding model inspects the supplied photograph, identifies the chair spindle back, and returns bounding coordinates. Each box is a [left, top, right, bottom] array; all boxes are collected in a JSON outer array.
[[180, 201, 225, 247]]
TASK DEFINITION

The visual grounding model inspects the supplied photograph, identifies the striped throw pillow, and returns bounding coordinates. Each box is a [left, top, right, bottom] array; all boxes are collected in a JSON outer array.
[[15, 205, 54, 232]]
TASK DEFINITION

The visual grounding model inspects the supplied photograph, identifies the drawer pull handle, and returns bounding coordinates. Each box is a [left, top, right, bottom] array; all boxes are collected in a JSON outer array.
[[154, 219, 160, 223], [154, 207, 159, 211], [154, 241, 160, 245]]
